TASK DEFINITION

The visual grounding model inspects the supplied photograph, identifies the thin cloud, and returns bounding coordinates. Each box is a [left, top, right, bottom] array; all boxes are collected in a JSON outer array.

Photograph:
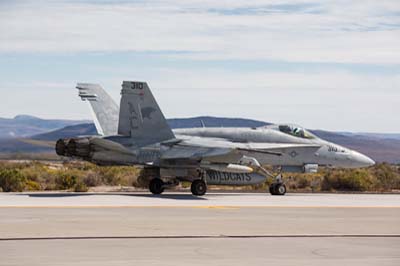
[[0, 0, 399, 132], [0, 0, 399, 63]]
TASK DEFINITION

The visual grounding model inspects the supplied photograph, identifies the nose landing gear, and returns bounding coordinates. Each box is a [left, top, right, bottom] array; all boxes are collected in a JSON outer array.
[[246, 163, 287, 196], [267, 173, 287, 196], [269, 182, 287, 195]]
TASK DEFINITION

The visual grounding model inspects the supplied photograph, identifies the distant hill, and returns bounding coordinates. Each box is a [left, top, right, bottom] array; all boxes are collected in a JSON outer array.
[[340, 132, 400, 141], [0, 138, 53, 153], [32, 123, 98, 141], [311, 130, 400, 164], [1, 115, 399, 164], [0, 115, 89, 138]]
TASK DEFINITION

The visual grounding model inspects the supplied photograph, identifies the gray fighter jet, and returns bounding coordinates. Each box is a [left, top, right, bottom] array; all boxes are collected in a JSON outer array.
[[57, 81, 374, 196]]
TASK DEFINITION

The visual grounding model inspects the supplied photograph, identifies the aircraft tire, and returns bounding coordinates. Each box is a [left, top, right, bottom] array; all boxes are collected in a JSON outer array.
[[269, 184, 275, 195], [269, 183, 286, 196], [191, 180, 207, 196], [149, 178, 164, 195]]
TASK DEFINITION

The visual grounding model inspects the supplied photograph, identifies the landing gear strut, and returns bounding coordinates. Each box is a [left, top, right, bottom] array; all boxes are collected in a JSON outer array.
[[191, 179, 207, 196], [149, 178, 164, 195]]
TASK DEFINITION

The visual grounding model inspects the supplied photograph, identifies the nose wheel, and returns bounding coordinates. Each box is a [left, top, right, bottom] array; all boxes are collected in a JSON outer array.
[[269, 183, 286, 195], [268, 173, 286, 195]]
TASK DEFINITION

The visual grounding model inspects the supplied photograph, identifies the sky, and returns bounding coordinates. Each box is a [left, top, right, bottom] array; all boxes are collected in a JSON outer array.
[[0, 0, 399, 132]]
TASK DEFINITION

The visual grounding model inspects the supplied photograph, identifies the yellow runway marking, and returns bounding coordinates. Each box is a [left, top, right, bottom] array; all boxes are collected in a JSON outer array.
[[194, 206, 239, 209], [0, 205, 399, 209]]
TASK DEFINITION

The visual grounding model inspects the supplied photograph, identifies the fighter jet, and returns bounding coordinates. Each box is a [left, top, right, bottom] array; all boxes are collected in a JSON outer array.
[[57, 81, 374, 196], [76, 83, 375, 171]]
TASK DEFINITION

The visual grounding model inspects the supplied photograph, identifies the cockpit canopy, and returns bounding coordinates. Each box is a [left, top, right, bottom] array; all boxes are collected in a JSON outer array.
[[277, 124, 316, 139]]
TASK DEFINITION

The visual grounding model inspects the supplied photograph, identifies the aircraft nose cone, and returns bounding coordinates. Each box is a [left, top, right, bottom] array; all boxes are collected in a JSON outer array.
[[352, 151, 375, 167]]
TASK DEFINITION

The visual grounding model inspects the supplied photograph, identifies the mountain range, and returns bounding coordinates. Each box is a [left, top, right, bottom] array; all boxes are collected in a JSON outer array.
[[0, 115, 90, 138], [0, 115, 399, 164]]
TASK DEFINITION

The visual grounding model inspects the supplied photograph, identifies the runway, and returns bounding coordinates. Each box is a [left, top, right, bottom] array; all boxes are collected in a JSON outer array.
[[1, 192, 399, 265]]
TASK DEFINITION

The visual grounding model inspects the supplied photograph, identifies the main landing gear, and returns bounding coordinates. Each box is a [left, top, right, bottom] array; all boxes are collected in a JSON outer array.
[[148, 178, 207, 196], [149, 178, 164, 195], [191, 179, 207, 196]]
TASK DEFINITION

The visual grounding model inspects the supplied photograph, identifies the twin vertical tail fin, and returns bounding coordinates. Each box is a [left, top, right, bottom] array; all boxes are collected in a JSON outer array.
[[76, 83, 119, 136], [118, 81, 175, 145]]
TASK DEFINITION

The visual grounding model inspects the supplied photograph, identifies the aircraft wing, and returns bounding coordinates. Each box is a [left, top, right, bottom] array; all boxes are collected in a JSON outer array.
[[161, 145, 235, 160], [236, 143, 322, 155]]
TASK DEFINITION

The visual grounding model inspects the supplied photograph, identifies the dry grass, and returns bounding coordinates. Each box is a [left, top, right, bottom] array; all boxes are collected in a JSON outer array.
[[0, 161, 399, 192]]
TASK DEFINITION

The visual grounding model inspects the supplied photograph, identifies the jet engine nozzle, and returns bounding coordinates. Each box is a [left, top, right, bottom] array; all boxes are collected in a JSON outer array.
[[55, 138, 70, 156], [66, 138, 91, 158]]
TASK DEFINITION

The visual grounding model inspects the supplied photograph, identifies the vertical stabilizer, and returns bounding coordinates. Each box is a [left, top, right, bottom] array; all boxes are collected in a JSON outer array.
[[76, 83, 119, 136], [118, 81, 175, 145]]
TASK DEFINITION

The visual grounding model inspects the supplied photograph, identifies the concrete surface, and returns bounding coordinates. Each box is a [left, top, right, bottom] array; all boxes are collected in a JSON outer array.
[[2, 237, 399, 266], [1, 192, 400, 207], [0, 192, 399, 265]]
